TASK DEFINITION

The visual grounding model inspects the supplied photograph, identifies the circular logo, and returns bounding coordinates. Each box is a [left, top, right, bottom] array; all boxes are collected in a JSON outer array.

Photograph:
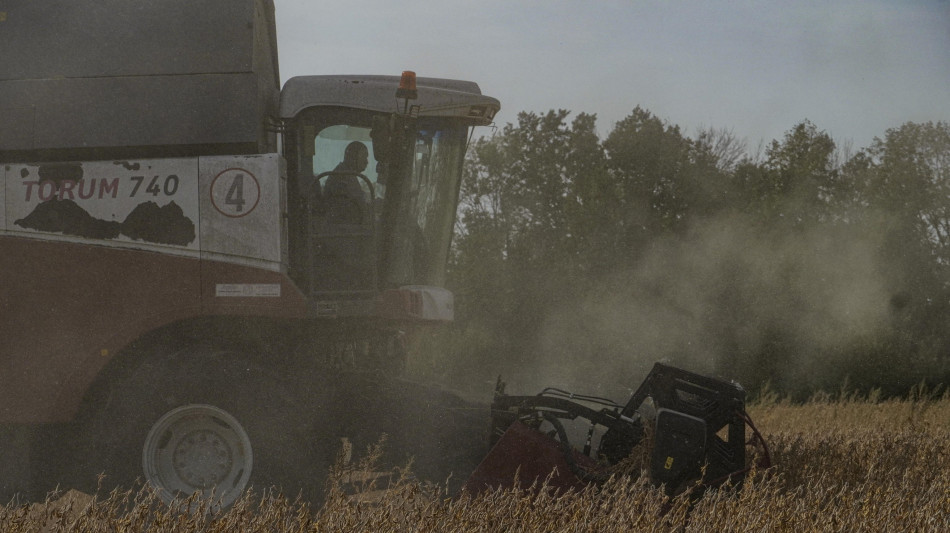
[[210, 168, 261, 218]]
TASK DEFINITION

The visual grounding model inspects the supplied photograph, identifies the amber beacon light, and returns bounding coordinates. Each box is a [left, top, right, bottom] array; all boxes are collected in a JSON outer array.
[[396, 70, 418, 100]]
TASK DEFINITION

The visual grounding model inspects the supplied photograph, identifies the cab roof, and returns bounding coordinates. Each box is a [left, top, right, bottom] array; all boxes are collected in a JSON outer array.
[[280, 75, 500, 126]]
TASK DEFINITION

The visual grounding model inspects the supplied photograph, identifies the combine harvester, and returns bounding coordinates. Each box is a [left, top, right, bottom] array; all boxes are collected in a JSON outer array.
[[0, 0, 498, 505], [0, 0, 768, 506]]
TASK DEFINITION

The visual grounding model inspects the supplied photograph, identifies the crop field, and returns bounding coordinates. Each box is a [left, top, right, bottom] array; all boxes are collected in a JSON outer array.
[[3, 391, 948, 532]]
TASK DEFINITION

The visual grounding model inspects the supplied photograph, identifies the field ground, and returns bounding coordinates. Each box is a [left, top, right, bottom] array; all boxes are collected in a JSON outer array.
[[2, 393, 949, 531]]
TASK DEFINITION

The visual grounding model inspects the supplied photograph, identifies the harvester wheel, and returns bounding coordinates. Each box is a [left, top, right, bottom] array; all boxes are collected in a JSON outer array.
[[65, 345, 333, 505], [141, 404, 253, 506]]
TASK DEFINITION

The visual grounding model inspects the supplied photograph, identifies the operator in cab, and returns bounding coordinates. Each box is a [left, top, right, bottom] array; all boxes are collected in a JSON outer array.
[[323, 141, 370, 225]]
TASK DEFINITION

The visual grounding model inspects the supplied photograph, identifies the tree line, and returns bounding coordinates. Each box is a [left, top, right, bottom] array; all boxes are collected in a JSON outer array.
[[418, 108, 950, 399]]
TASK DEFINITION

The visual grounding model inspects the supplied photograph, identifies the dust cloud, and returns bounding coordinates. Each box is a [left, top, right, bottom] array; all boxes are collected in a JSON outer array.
[[526, 214, 893, 401]]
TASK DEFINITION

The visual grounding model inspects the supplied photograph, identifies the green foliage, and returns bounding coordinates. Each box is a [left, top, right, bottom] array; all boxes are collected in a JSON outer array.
[[425, 112, 950, 399], [446, 110, 611, 382]]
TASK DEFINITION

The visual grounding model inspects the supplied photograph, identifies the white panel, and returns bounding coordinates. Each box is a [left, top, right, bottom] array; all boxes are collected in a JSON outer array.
[[3, 158, 199, 250], [1, 165, 7, 232], [199, 154, 284, 266]]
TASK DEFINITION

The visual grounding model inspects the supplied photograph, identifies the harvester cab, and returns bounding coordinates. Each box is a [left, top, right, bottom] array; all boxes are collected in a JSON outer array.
[[465, 363, 771, 496], [280, 72, 499, 319]]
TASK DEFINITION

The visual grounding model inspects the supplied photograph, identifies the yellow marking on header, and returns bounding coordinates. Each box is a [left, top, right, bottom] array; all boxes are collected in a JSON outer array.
[[0, 12, 7, 22], [664, 456, 674, 470]]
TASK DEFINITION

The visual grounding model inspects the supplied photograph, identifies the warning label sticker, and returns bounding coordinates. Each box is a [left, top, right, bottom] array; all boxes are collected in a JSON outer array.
[[215, 284, 282, 297]]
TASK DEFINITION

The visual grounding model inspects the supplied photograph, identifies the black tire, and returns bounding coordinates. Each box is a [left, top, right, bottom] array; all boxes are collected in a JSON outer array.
[[329, 374, 490, 495], [64, 345, 335, 505]]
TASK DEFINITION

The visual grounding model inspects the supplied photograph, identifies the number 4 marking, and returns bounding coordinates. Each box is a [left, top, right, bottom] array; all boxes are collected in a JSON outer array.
[[225, 174, 246, 212], [211, 168, 259, 218]]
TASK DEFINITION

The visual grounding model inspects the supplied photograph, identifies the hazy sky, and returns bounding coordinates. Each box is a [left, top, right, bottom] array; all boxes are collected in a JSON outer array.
[[275, 0, 950, 150]]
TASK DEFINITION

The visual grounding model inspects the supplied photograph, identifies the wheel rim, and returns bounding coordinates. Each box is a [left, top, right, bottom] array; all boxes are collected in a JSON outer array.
[[142, 404, 253, 506]]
